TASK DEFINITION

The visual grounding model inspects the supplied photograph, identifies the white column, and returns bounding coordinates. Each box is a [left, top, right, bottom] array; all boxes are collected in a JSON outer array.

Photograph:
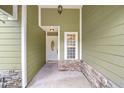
[[12, 5, 18, 20], [21, 5, 27, 88], [80, 7, 82, 60]]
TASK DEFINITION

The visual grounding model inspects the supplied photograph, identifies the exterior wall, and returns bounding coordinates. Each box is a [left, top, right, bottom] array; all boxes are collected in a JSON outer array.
[[27, 6, 46, 83], [0, 5, 13, 15], [0, 7, 21, 87], [41, 8, 80, 60], [0, 15, 21, 70], [82, 5, 124, 87], [0, 70, 21, 88]]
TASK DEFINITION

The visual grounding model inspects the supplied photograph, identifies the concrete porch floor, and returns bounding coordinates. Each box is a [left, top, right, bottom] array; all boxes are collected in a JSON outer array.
[[27, 63, 92, 88]]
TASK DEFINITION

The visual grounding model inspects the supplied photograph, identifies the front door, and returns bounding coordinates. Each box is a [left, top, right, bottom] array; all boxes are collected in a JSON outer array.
[[46, 36, 58, 62]]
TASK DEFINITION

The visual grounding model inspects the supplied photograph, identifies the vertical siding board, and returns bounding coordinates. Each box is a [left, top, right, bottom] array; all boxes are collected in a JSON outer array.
[[27, 6, 46, 83]]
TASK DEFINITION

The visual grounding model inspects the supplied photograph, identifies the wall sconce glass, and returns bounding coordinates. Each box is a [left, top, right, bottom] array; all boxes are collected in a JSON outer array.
[[50, 29, 54, 32], [58, 5, 63, 15]]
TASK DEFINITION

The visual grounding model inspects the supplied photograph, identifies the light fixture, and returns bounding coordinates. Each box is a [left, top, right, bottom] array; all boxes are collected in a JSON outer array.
[[50, 29, 54, 32], [50, 26, 54, 32], [57, 5, 63, 15]]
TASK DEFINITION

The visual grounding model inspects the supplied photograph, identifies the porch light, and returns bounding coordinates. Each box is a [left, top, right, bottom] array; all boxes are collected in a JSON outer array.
[[50, 29, 54, 32], [58, 5, 63, 14]]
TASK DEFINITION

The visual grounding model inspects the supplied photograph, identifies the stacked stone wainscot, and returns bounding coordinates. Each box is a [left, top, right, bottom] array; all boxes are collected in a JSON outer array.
[[58, 60, 119, 88], [0, 70, 22, 88]]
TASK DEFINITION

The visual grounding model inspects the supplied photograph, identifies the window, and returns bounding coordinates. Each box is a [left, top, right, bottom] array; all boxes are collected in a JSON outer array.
[[64, 32, 78, 60]]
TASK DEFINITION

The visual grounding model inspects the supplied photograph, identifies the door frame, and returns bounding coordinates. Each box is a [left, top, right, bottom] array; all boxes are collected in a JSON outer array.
[[45, 26, 60, 63], [64, 32, 78, 60]]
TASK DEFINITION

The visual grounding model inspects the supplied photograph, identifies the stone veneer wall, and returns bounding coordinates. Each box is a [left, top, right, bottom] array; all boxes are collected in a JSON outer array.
[[0, 70, 22, 88], [58, 60, 81, 71], [58, 60, 119, 88]]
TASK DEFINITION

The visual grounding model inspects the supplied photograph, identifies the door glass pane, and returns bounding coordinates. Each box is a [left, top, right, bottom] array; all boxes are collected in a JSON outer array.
[[66, 33, 76, 59]]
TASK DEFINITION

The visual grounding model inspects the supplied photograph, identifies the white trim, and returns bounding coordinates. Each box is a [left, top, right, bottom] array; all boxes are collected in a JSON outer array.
[[64, 32, 78, 60], [39, 5, 82, 9], [12, 5, 18, 20], [46, 31, 47, 63], [0, 5, 18, 20], [38, 6, 42, 29], [8, 5, 18, 20], [21, 5, 27, 88], [58, 26, 60, 60], [45, 26, 60, 63], [0, 9, 10, 15], [80, 7, 82, 60]]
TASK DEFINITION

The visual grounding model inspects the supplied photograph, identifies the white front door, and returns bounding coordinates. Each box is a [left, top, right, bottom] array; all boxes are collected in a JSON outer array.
[[46, 36, 58, 62]]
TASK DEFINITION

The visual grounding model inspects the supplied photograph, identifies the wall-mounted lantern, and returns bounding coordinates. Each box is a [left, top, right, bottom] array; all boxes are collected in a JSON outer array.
[[57, 5, 63, 15]]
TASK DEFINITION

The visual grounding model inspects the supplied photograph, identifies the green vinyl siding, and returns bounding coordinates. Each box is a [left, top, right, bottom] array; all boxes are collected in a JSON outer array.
[[0, 17, 21, 69], [41, 8, 80, 60], [82, 6, 124, 87], [27, 6, 46, 83]]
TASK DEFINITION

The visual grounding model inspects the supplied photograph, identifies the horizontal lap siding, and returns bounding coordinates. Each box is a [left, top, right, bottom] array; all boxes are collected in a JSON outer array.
[[83, 6, 124, 87], [27, 6, 46, 83], [0, 20, 21, 70]]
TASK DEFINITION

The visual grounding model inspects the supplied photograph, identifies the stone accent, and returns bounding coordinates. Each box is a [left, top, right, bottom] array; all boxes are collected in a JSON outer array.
[[58, 60, 119, 88], [0, 70, 22, 88], [80, 61, 119, 88], [58, 60, 81, 72]]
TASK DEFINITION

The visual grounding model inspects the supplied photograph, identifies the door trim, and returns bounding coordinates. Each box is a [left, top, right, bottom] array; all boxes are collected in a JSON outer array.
[[64, 32, 78, 60], [80, 7, 82, 60], [45, 26, 60, 63]]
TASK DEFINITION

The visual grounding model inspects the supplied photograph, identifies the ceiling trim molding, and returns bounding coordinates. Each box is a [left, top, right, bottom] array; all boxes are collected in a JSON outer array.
[[39, 5, 82, 9]]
